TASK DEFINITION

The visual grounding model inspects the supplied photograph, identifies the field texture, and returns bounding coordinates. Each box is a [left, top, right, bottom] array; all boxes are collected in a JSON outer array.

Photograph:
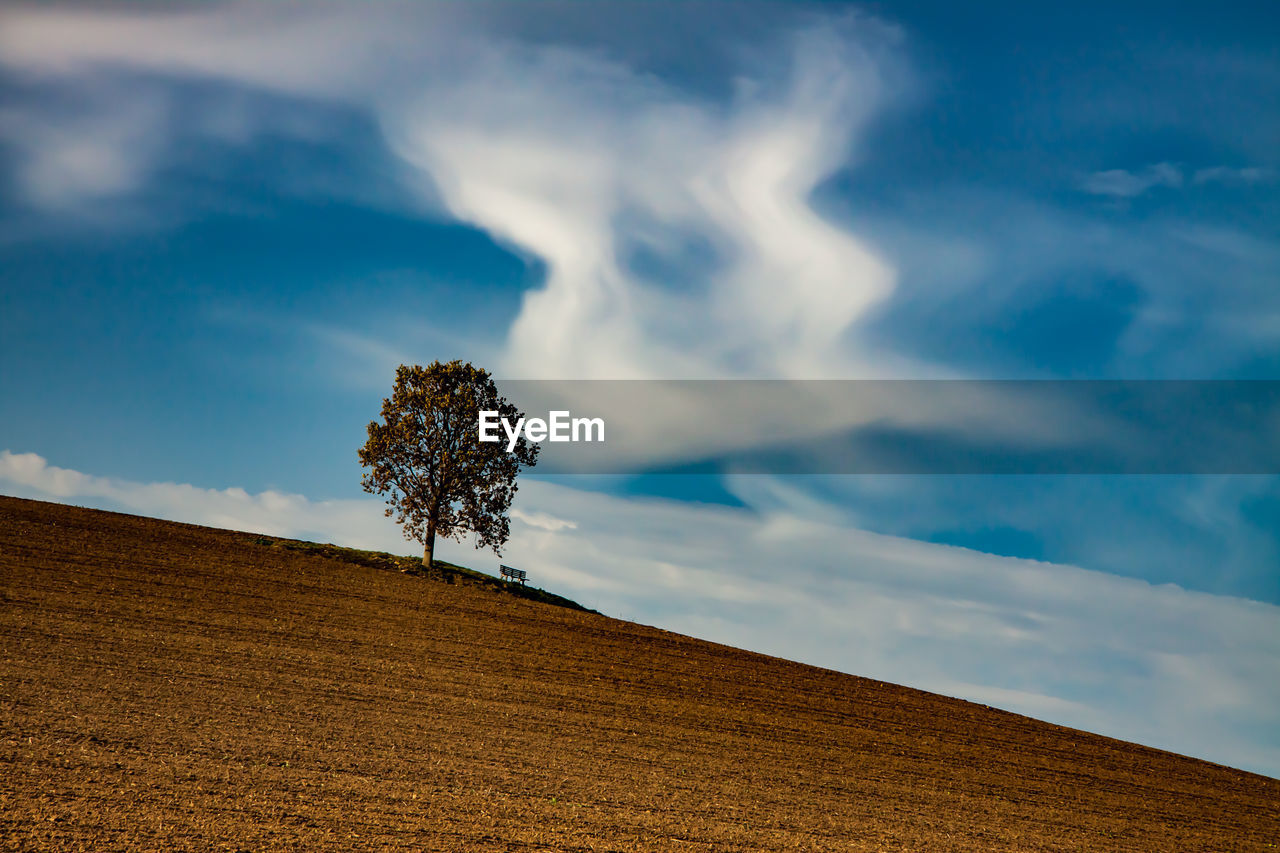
[[2, 495, 1277, 851]]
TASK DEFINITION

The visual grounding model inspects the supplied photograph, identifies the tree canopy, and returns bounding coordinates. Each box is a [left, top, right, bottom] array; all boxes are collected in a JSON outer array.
[[358, 361, 538, 569]]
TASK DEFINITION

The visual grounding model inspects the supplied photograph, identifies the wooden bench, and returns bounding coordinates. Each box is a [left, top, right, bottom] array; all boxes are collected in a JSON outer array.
[[499, 564, 527, 585]]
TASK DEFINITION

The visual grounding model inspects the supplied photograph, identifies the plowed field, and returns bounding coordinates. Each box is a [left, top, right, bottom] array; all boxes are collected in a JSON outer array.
[[2, 495, 1276, 851]]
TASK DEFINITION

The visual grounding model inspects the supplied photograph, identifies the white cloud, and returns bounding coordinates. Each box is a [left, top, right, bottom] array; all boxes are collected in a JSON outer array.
[[4, 4, 1276, 383], [6, 450, 1276, 778], [511, 507, 577, 532], [0, 84, 168, 210], [1081, 162, 1183, 198], [1081, 162, 1275, 199], [383, 22, 901, 380], [0, 3, 912, 381], [0, 450, 402, 552], [1192, 165, 1275, 185], [851, 185, 1280, 377]]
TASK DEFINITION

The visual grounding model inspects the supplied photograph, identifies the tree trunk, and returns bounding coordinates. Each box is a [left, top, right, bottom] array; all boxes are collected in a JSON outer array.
[[423, 517, 436, 570]]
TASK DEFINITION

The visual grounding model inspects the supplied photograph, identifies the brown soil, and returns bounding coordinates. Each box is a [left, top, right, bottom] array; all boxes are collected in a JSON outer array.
[[1, 495, 1276, 851]]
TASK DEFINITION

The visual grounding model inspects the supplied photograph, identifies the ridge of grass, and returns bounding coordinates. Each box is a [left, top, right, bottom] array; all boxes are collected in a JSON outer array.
[[238, 531, 595, 613]]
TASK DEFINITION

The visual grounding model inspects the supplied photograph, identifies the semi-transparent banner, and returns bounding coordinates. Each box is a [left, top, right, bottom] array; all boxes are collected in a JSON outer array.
[[489, 380, 1280, 474]]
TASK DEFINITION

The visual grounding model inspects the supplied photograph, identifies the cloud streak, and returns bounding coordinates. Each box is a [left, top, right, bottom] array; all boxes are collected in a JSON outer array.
[[384, 21, 901, 379], [1081, 162, 1183, 198], [1082, 162, 1276, 198], [0, 2, 912, 380], [0, 450, 394, 551], [3, 3, 1276, 382]]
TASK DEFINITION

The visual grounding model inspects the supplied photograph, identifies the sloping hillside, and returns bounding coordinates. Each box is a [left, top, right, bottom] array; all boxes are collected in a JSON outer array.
[[1, 495, 1276, 851]]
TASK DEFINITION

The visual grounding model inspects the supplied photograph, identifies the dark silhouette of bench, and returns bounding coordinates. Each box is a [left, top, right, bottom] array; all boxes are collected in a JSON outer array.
[[499, 565, 527, 585]]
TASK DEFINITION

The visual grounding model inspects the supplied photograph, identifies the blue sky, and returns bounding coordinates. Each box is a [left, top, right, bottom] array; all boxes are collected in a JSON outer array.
[[1, 1, 1278, 776]]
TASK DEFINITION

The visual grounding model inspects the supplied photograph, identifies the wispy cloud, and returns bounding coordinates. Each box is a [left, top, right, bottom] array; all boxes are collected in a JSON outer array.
[[4, 451, 1278, 778], [510, 507, 577, 533], [0, 450, 397, 551], [1082, 162, 1275, 198], [0, 3, 913, 380], [854, 186, 1280, 377], [1081, 162, 1183, 198], [384, 21, 905, 380], [3, 4, 1277, 382], [0, 78, 170, 213], [1192, 165, 1275, 185]]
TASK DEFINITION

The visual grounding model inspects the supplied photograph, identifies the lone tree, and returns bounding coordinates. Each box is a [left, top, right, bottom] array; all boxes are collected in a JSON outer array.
[[359, 361, 538, 570]]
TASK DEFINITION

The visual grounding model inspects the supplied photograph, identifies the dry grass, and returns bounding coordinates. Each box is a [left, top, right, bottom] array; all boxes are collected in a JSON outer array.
[[1, 495, 1276, 851]]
